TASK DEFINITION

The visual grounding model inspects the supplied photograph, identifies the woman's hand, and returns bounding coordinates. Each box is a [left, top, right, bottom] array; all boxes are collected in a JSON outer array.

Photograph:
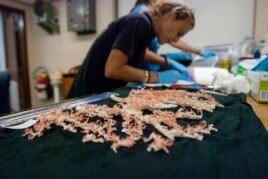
[[169, 59, 190, 77]]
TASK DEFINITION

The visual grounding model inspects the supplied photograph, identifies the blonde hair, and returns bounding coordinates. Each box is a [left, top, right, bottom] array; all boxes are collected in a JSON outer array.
[[150, 0, 195, 29]]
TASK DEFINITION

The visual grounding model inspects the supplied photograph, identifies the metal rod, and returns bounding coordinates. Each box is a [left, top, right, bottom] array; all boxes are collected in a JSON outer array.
[[0, 92, 115, 127]]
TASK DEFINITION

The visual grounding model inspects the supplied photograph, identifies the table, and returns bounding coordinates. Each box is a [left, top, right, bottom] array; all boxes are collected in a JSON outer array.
[[247, 95, 268, 131], [0, 87, 268, 179]]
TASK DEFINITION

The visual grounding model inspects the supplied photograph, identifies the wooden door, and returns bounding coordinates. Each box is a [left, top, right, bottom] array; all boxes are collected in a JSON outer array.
[[1, 6, 31, 110]]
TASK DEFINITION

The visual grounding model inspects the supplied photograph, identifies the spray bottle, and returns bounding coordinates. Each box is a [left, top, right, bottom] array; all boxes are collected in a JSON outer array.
[[261, 27, 268, 55]]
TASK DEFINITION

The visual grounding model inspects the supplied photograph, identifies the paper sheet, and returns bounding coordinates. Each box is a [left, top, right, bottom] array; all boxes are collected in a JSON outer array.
[[193, 67, 228, 85]]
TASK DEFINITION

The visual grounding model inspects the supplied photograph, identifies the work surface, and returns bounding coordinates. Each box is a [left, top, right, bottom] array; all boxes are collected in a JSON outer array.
[[247, 95, 268, 131], [0, 87, 268, 179]]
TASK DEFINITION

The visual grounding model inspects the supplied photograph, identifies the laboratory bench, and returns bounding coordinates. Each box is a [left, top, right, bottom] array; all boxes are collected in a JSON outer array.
[[0, 87, 267, 179], [247, 95, 268, 131]]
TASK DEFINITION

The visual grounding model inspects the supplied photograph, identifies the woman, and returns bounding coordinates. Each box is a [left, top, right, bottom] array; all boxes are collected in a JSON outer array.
[[131, 0, 216, 73], [67, 1, 195, 99]]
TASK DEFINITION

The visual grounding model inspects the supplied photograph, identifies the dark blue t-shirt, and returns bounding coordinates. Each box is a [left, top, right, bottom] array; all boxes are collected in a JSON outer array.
[[67, 13, 155, 98]]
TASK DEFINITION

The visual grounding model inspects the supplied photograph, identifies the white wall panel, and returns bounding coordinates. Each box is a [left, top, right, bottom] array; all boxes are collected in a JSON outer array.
[[117, 0, 255, 53]]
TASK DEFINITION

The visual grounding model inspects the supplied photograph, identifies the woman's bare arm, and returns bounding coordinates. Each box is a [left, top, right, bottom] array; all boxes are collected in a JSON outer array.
[[170, 40, 200, 55], [105, 49, 158, 83]]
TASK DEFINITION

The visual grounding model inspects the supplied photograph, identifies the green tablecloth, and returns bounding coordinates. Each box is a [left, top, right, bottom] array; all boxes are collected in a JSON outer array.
[[0, 87, 268, 179]]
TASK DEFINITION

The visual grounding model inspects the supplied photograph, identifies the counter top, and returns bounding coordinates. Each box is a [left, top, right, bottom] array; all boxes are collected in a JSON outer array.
[[247, 95, 268, 131]]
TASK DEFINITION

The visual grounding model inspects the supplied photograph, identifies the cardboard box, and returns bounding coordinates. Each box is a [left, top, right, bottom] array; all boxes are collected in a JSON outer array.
[[247, 71, 268, 102]]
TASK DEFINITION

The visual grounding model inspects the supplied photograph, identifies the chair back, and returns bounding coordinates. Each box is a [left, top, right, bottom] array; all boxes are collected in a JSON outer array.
[[0, 71, 11, 115]]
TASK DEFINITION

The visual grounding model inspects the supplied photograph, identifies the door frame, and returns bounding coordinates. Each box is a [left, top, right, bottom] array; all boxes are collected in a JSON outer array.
[[0, 4, 31, 109]]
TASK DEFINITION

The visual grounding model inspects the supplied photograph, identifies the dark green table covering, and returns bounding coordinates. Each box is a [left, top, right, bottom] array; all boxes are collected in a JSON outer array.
[[1, 87, 268, 179]]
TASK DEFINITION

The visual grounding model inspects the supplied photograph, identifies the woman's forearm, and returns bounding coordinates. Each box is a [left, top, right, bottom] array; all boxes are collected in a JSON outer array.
[[170, 40, 200, 55], [144, 49, 168, 68], [105, 49, 158, 83]]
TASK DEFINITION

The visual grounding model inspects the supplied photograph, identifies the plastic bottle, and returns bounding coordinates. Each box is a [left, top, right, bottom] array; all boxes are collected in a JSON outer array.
[[261, 27, 268, 55], [241, 36, 257, 56], [265, 27, 268, 44], [219, 52, 232, 72], [254, 48, 261, 58], [265, 28, 268, 54], [230, 45, 240, 66]]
